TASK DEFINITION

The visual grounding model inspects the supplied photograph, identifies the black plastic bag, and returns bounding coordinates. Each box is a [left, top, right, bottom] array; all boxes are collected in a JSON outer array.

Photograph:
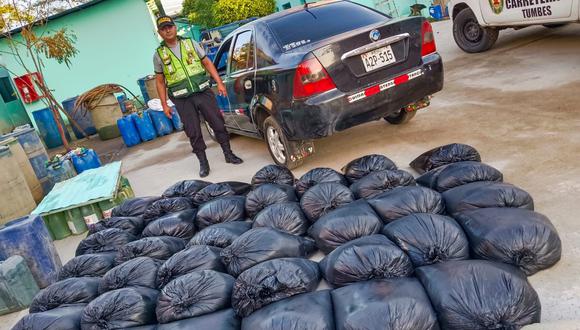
[[192, 183, 236, 206], [13, 304, 86, 330], [383, 213, 470, 267], [221, 228, 316, 276], [221, 181, 252, 196], [416, 260, 541, 329], [99, 257, 161, 293], [319, 235, 413, 287], [417, 161, 503, 192], [157, 309, 240, 330], [367, 186, 445, 224], [332, 278, 439, 330], [75, 228, 137, 256], [142, 209, 197, 240], [245, 184, 297, 218], [157, 245, 226, 288], [443, 181, 534, 215], [410, 143, 481, 174], [188, 222, 252, 248], [162, 180, 211, 198], [241, 290, 333, 330], [308, 200, 383, 253], [81, 287, 159, 329], [295, 168, 348, 197], [232, 258, 320, 317], [111, 196, 161, 218], [252, 202, 309, 235], [300, 182, 354, 222], [116, 236, 185, 264], [350, 169, 416, 199], [142, 197, 195, 223], [88, 216, 146, 237], [251, 164, 295, 186], [454, 208, 561, 275], [342, 154, 397, 183], [157, 270, 235, 323], [30, 277, 100, 313], [196, 196, 246, 229], [58, 252, 117, 280]]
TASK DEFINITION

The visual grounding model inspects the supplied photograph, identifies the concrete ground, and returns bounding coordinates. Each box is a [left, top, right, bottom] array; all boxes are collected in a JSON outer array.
[[3, 21, 580, 329]]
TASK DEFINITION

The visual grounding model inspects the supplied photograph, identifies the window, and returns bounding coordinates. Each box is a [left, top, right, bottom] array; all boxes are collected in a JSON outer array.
[[0, 77, 17, 103], [229, 31, 254, 73], [214, 38, 232, 76], [268, 1, 387, 51], [282, 2, 291, 9]]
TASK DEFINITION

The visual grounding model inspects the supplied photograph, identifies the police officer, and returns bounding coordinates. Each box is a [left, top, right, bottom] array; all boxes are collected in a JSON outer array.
[[154, 16, 242, 178]]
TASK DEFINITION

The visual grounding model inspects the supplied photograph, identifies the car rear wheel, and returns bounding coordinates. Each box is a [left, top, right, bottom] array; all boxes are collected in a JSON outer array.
[[453, 8, 499, 53], [202, 117, 230, 142], [384, 109, 416, 125], [263, 116, 303, 169]]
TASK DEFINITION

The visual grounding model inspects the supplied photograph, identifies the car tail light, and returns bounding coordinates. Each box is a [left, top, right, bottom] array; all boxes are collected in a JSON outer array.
[[421, 20, 437, 56], [293, 57, 336, 99]]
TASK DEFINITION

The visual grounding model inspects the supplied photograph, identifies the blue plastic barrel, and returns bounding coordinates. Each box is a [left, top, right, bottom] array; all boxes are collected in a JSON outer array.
[[62, 96, 97, 139], [117, 116, 141, 147], [47, 159, 76, 187], [147, 109, 174, 136], [117, 95, 128, 113], [0, 215, 62, 288], [32, 108, 71, 149], [71, 149, 101, 174], [137, 77, 151, 103], [429, 5, 443, 20], [171, 107, 184, 131], [131, 112, 157, 142]]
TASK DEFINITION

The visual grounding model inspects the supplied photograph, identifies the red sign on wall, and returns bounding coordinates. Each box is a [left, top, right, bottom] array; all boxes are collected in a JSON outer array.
[[14, 72, 44, 104]]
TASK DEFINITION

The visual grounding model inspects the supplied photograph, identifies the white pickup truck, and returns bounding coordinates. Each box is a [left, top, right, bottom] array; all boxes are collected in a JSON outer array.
[[449, 0, 578, 52]]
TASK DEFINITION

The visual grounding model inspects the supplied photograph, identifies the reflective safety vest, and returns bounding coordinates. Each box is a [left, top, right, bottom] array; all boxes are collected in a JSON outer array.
[[157, 38, 210, 98]]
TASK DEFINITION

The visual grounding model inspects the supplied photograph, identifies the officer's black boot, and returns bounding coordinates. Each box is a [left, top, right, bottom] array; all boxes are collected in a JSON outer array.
[[221, 142, 243, 164], [195, 152, 210, 177]]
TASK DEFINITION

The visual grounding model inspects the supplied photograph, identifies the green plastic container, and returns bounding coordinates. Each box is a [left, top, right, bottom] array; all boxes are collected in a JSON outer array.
[[45, 212, 72, 240], [98, 199, 116, 219], [65, 208, 88, 235], [0, 255, 39, 315], [80, 204, 102, 226]]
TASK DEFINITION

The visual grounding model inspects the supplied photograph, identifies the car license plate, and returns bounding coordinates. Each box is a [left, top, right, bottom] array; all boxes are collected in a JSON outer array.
[[361, 46, 396, 72]]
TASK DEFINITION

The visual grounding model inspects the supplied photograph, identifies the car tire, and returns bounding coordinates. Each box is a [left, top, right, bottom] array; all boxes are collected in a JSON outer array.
[[384, 109, 416, 125], [453, 8, 499, 53], [202, 118, 231, 142], [263, 116, 303, 169]]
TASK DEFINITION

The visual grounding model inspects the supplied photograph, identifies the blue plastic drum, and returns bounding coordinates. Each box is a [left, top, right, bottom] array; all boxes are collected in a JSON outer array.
[[32, 108, 71, 149], [47, 159, 76, 187], [117, 117, 141, 147], [170, 107, 184, 131], [0, 215, 62, 288], [71, 149, 101, 174], [62, 96, 97, 139], [148, 109, 174, 136], [131, 112, 157, 142]]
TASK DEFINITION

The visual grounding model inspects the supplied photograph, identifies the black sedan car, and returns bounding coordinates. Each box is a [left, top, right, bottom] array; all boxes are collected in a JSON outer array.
[[208, 0, 444, 169]]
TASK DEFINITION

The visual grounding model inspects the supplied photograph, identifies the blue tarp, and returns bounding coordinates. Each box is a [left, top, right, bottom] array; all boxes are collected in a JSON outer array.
[[32, 162, 122, 215]]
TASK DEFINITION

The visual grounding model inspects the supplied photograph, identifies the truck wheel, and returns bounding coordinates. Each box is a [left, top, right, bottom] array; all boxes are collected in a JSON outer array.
[[384, 109, 416, 125], [453, 8, 499, 53], [263, 116, 303, 169]]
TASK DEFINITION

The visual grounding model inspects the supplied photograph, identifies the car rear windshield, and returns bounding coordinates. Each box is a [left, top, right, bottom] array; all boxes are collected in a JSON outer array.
[[267, 1, 387, 52]]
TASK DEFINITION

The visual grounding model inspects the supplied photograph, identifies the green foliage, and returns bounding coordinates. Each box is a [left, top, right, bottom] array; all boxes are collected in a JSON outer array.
[[181, 0, 217, 28], [213, 0, 276, 26]]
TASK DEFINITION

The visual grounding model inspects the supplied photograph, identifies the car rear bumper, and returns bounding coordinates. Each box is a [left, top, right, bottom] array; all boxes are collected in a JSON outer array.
[[279, 52, 444, 141]]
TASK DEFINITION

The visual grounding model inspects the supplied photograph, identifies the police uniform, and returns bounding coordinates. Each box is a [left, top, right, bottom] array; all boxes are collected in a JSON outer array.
[[154, 16, 242, 177]]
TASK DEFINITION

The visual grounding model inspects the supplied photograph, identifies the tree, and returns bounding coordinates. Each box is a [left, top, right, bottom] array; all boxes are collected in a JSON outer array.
[[1, 0, 81, 150], [181, 0, 217, 28], [213, 0, 275, 26]]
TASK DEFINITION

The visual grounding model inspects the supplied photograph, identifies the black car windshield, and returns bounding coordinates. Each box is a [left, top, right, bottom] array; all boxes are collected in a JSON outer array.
[[268, 1, 387, 52]]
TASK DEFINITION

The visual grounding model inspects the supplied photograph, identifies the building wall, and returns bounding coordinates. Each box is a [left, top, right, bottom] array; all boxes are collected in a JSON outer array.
[[0, 0, 160, 127]]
